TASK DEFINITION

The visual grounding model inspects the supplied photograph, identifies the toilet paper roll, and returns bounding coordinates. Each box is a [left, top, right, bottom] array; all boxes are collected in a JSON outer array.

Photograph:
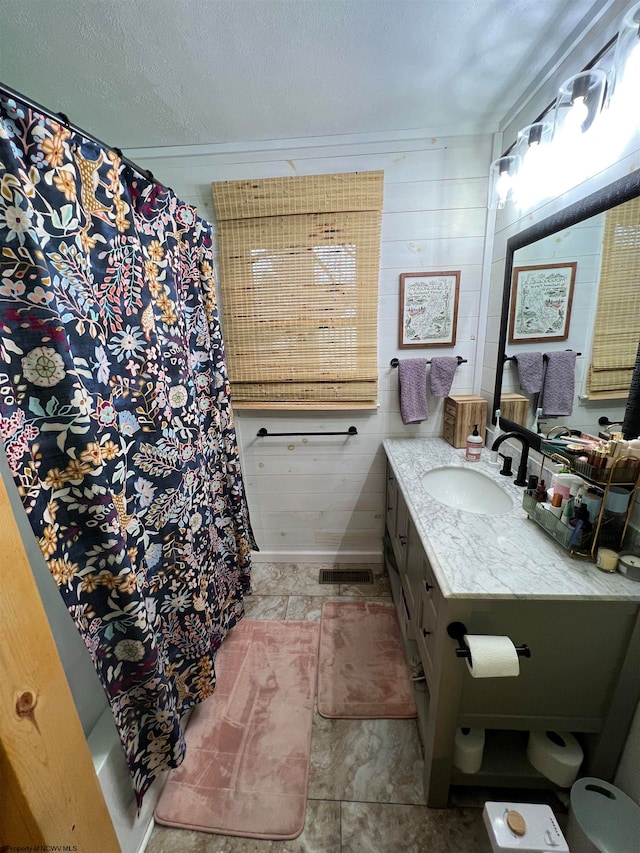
[[526, 730, 583, 788], [453, 727, 485, 774], [463, 634, 520, 678]]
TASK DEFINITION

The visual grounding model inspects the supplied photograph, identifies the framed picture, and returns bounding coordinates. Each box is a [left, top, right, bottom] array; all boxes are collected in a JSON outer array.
[[399, 271, 460, 348], [509, 262, 577, 343]]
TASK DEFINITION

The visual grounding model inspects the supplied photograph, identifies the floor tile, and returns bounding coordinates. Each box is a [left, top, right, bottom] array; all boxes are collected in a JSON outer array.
[[147, 798, 340, 852], [244, 594, 289, 620], [336, 562, 391, 598], [251, 562, 339, 596], [285, 595, 328, 622], [150, 563, 502, 853], [308, 715, 425, 805], [340, 802, 492, 853]]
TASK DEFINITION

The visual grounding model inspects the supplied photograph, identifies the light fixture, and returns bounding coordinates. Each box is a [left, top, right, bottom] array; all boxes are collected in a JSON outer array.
[[610, 1, 640, 102], [487, 1, 640, 212], [515, 121, 552, 153], [512, 122, 553, 208], [552, 69, 607, 142], [488, 155, 519, 209]]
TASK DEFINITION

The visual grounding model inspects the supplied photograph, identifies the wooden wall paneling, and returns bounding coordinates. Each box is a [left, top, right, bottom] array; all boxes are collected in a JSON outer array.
[[133, 132, 491, 560]]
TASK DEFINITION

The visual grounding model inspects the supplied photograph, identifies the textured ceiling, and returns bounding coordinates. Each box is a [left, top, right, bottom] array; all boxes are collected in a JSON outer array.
[[0, 0, 614, 149]]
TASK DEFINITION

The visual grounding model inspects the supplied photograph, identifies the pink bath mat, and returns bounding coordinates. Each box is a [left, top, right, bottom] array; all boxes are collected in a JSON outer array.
[[154, 619, 320, 840], [317, 600, 417, 719]]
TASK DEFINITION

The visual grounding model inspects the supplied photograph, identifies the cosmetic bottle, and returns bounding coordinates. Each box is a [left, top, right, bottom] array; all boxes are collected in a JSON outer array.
[[627, 438, 640, 461], [465, 424, 483, 462], [535, 479, 547, 502], [605, 439, 621, 467], [569, 502, 592, 537], [587, 446, 607, 470], [561, 495, 574, 526]]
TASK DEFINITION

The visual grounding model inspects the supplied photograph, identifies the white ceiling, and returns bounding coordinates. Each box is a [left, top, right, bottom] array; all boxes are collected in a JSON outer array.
[[0, 0, 616, 150]]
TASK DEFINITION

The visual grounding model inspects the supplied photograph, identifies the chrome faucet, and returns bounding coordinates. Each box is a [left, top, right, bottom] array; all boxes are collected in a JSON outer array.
[[490, 431, 531, 487]]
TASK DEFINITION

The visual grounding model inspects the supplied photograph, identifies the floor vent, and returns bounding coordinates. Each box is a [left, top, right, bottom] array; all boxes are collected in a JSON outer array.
[[319, 568, 374, 585]]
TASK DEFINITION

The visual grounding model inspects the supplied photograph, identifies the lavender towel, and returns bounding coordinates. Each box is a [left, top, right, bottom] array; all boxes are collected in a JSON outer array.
[[514, 352, 544, 394], [429, 356, 459, 397], [540, 350, 577, 417], [398, 358, 428, 424]]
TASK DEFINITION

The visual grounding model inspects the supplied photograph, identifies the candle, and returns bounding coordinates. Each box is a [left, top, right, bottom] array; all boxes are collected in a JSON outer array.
[[618, 553, 640, 582]]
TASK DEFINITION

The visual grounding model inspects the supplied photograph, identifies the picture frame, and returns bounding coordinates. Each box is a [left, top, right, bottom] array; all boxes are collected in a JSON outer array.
[[509, 262, 577, 343], [399, 270, 460, 348]]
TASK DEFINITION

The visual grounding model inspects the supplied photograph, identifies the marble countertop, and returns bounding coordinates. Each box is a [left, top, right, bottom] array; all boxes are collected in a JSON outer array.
[[384, 437, 640, 601]]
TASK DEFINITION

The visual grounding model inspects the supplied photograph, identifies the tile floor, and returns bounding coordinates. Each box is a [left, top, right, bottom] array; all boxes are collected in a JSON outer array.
[[146, 563, 494, 853]]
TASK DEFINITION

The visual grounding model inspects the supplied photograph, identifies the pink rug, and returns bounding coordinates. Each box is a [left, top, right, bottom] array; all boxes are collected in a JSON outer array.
[[154, 619, 320, 840], [317, 600, 417, 719]]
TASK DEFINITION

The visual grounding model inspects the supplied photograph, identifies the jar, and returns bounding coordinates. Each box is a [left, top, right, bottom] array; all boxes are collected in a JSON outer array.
[[587, 447, 607, 469]]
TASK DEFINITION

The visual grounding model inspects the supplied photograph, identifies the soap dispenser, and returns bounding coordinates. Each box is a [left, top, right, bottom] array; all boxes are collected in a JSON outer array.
[[466, 424, 483, 462]]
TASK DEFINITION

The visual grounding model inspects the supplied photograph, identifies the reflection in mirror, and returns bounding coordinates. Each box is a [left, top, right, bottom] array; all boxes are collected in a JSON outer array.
[[494, 170, 640, 449]]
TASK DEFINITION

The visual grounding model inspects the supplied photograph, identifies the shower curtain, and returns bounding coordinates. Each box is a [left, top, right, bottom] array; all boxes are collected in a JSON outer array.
[[0, 95, 256, 803]]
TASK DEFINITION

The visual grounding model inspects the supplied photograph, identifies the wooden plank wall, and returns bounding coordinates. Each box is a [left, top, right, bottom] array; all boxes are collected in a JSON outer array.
[[131, 132, 492, 561]]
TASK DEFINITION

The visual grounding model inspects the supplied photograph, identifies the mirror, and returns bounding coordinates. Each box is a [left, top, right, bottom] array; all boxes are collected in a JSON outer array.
[[493, 169, 640, 452]]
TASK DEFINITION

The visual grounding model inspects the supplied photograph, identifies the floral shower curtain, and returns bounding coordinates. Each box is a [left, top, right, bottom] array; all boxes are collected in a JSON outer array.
[[0, 95, 256, 803]]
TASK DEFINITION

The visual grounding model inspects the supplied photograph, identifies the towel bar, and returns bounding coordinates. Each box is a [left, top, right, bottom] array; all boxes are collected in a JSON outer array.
[[256, 426, 358, 437], [390, 356, 467, 367], [504, 350, 581, 362]]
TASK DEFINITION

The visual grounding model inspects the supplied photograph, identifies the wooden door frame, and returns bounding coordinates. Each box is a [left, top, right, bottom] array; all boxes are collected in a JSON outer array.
[[0, 475, 120, 851]]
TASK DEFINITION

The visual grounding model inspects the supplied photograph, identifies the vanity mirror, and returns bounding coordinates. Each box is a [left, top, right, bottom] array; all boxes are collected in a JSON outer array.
[[493, 169, 640, 451]]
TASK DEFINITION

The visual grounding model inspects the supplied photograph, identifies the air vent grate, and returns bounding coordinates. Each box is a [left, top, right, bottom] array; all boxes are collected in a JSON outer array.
[[319, 568, 374, 585]]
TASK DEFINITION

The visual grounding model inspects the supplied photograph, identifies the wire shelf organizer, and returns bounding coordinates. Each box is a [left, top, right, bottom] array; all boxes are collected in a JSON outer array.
[[525, 444, 640, 560]]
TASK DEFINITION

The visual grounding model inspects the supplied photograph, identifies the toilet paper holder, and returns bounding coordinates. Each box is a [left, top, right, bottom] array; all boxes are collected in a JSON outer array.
[[447, 622, 531, 662]]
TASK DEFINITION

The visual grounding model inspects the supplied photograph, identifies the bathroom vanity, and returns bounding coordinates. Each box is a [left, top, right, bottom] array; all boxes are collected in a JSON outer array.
[[383, 438, 640, 808]]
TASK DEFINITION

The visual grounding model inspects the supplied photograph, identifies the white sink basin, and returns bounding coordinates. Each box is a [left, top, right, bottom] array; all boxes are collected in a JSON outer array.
[[421, 466, 513, 516]]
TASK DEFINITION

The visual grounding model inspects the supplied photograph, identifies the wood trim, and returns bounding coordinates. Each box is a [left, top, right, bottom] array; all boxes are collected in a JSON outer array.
[[0, 476, 120, 851], [508, 262, 576, 345], [398, 270, 461, 349], [233, 401, 377, 410]]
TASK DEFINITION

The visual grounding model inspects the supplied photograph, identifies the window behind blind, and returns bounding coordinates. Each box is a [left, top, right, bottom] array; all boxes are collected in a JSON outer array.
[[211, 171, 383, 409], [588, 195, 640, 397]]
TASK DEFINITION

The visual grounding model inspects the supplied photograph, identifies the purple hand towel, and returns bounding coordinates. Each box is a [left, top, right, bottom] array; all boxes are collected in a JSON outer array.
[[514, 352, 544, 394], [398, 358, 428, 424], [429, 356, 459, 397], [540, 350, 577, 417]]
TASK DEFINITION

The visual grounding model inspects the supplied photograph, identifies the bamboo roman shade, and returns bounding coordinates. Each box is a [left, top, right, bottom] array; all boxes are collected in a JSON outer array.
[[211, 171, 383, 408], [587, 196, 640, 397]]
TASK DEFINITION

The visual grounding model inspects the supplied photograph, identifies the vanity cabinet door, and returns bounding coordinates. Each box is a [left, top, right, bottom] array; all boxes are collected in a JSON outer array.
[[386, 463, 398, 541], [391, 480, 409, 574], [416, 553, 441, 685], [402, 516, 424, 622]]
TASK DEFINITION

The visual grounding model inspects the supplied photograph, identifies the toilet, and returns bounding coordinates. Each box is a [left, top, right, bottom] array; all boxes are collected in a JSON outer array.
[[566, 777, 640, 852]]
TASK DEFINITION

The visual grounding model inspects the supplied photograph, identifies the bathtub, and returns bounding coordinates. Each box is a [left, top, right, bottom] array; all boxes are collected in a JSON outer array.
[[88, 708, 167, 853]]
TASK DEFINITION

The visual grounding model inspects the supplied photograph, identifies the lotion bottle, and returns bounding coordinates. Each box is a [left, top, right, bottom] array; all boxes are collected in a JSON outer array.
[[466, 424, 483, 462]]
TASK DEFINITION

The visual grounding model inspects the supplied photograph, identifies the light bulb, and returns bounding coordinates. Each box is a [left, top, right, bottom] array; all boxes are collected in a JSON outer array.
[[565, 95, 589, 136], [495, 170, 512, 207], [489, 155, 519, 209], [552, 70, 606, 145]]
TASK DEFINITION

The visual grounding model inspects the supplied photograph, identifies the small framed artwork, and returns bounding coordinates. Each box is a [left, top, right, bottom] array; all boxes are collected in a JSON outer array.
[[399, 270, 460, 348], [509, 262, 577, 343]]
